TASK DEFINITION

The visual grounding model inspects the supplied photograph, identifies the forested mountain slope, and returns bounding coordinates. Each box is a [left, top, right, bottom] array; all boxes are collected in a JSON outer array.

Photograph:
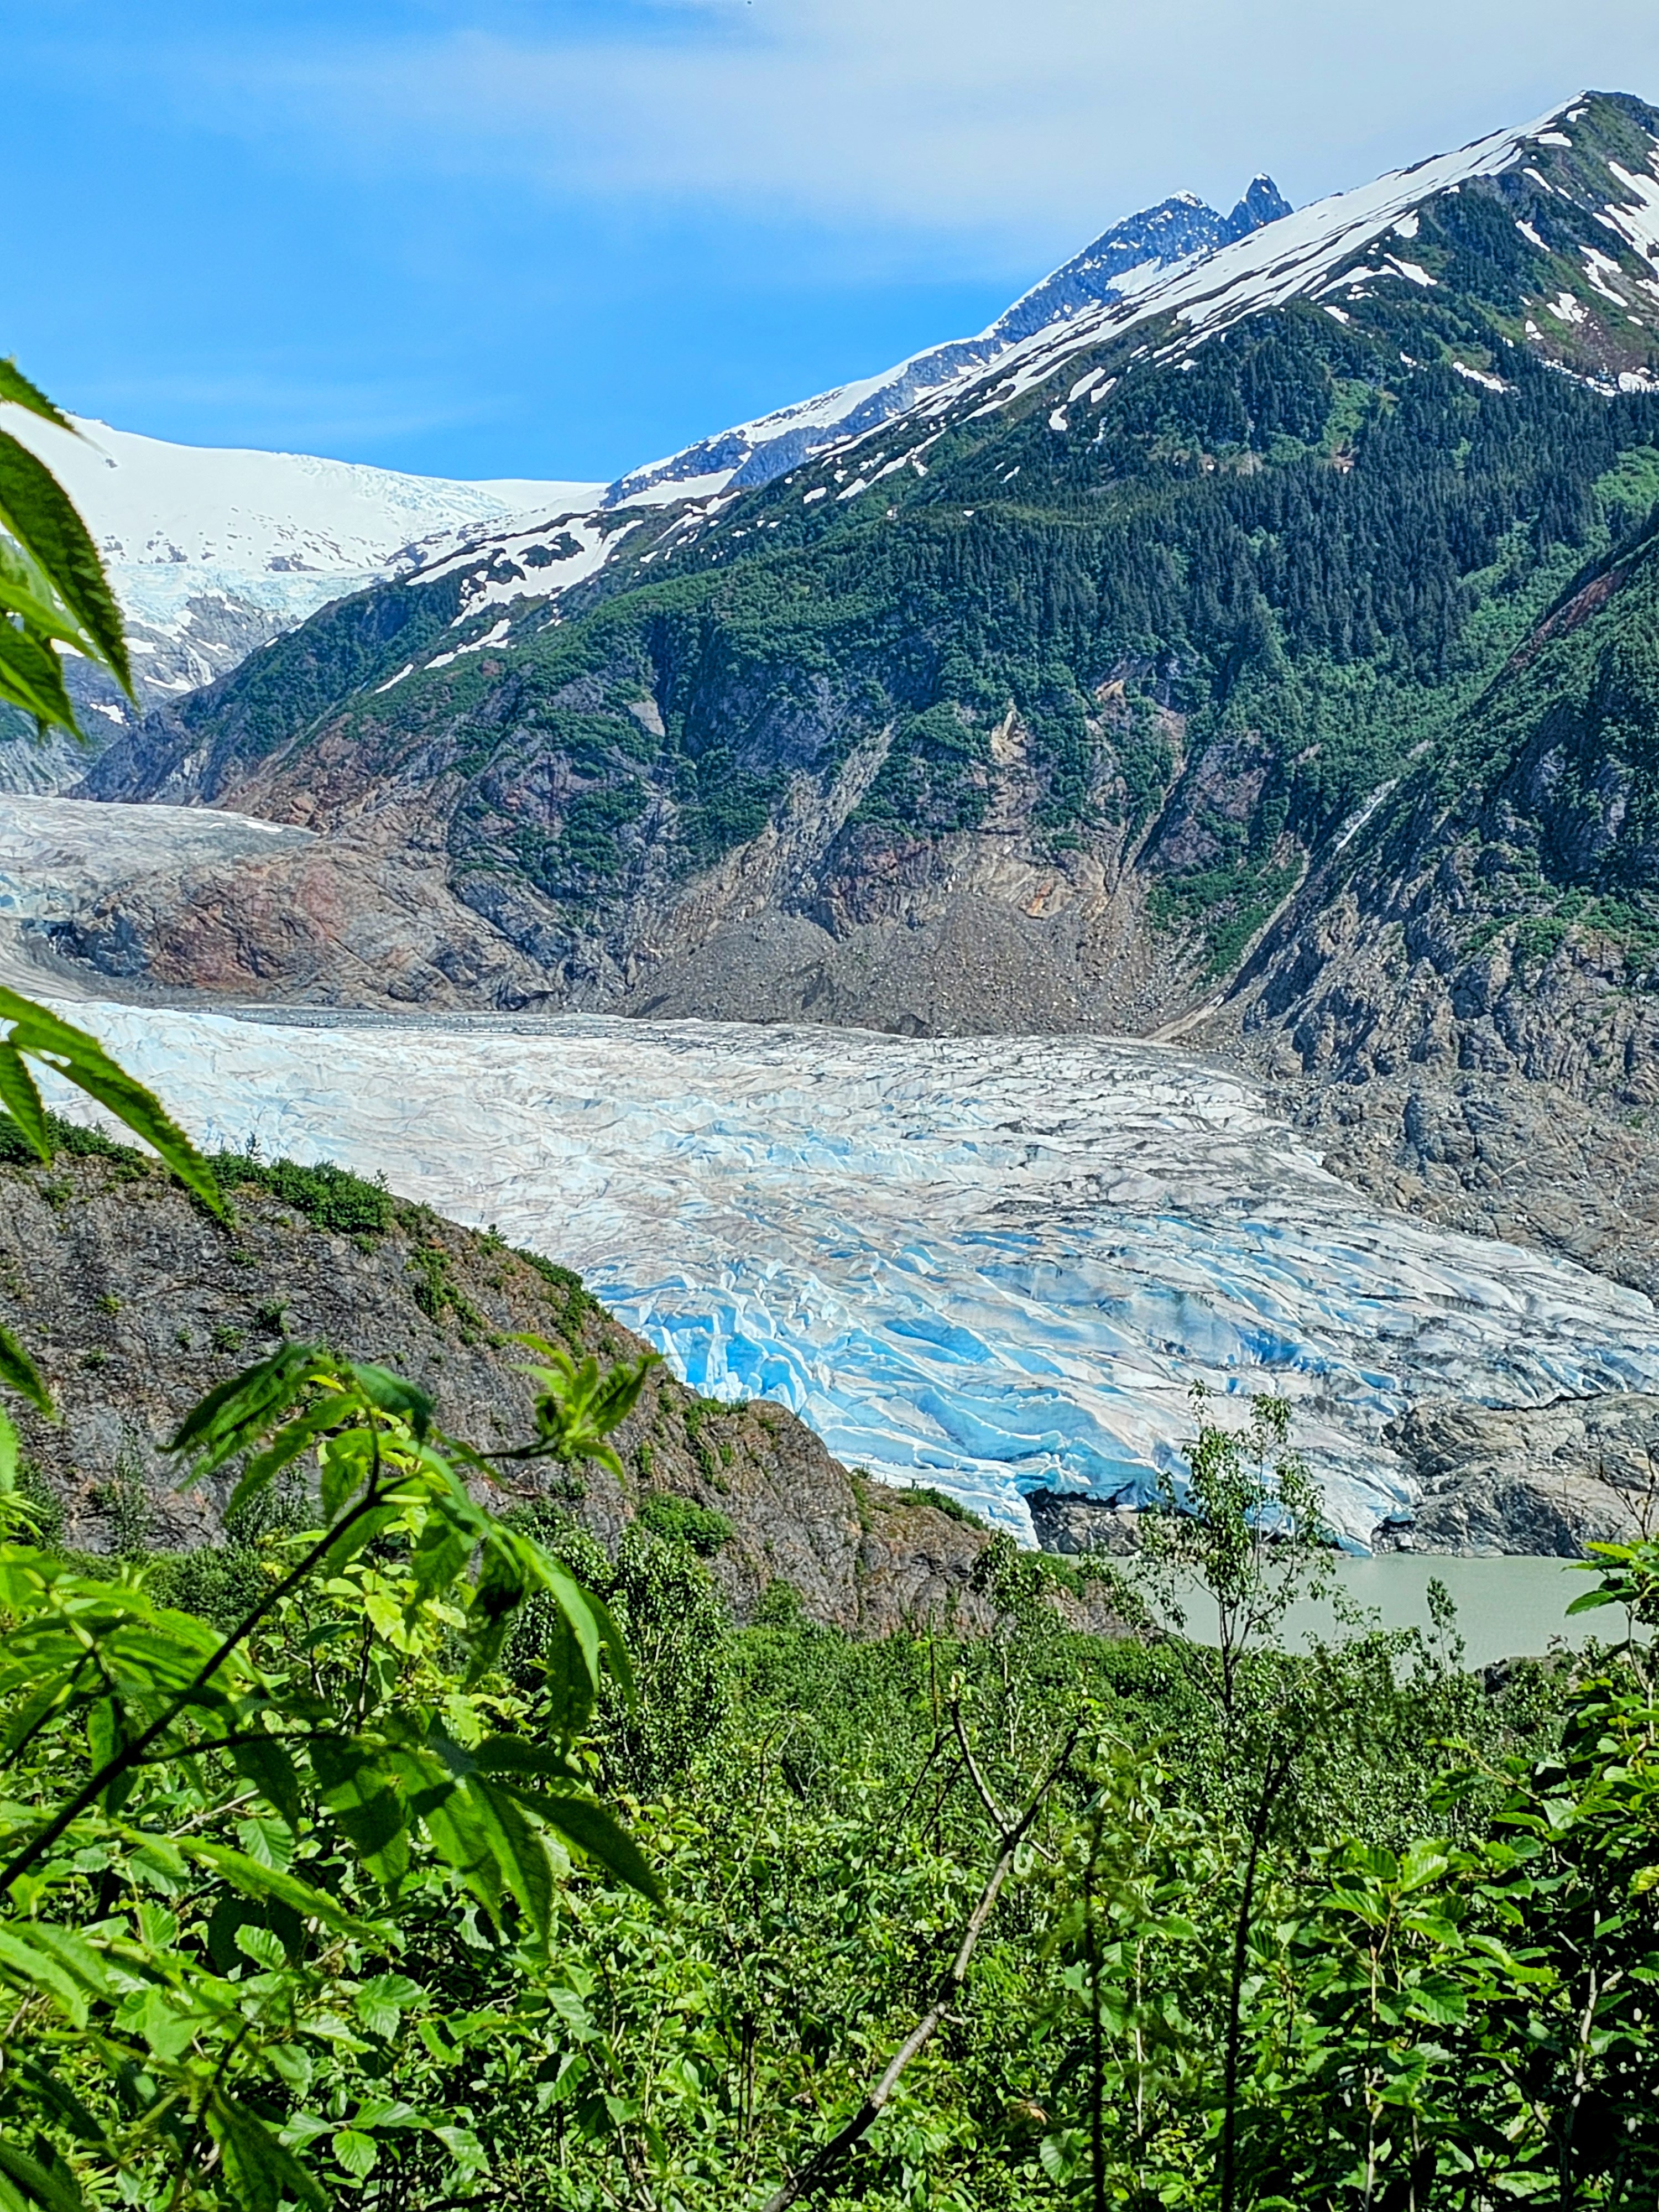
[[1240, 506, 1659, 1098], [0, 173, 1291, 790], [72, 94, 1659, 1055]]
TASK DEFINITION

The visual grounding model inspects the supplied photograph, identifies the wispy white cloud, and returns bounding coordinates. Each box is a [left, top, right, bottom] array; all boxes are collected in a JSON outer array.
[[160, 0, 1659, 263], [81, 367, 494, 455]]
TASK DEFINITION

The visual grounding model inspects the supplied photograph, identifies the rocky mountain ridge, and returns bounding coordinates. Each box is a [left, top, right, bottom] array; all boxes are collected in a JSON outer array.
[[601, 175, 1292, 505], [0, 173, 1295, 779], [59, 95, 1659, 1071]]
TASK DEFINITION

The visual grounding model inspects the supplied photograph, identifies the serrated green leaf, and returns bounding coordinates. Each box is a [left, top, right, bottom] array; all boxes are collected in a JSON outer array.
[[0, 2134, 82, 2212], [0, 1046, 49, 1162], [0, 431, 129, 693], [354, 1973, 424, 2039], [166, 1343, 320, 1472], [469, 1737, 585, 1783], [0, 990, 218, 1212], [0, 534, 99, 652], [318, 1429, 372, 1521], [225, 1396, 354, 1520], [0, 1408, 24, 1517], [233, 1924, 288, 1972], [502, 1782, 660, 1903], [210, 2096, 328, 2212], [180, 1840, 371, 1937], [0, 620, 80, 735], [310, 1739, 413, 1886], [38, 1060, 219, 1216], [234, 1814, 295, 1872], [229, 1734, 304, 1832], [0, 362, 74, 432], [346, 1362, 434, 1442], [0, 1927, 93, 2027], [316, 1501, 400, 1582], [332, 2130, 378, 2179], [134, 1986, 194, 2061], [420, 1772, 548, 1937]]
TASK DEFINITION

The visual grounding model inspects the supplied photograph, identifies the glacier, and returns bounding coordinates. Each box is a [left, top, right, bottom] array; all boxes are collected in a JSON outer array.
[[28, 997, 1659, 1548], [0, 411, 602, 642], [0, 408, 603, 754]]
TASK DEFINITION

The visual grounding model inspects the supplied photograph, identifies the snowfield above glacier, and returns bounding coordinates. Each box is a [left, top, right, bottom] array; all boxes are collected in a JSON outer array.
[[0, 410, 601, 640], [0, 409, 603, 755], [29, 999, 1659, 1548]]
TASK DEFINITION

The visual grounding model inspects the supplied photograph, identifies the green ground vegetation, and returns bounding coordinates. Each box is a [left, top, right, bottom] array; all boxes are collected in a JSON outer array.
[[2, 1365, 1656, 2211]]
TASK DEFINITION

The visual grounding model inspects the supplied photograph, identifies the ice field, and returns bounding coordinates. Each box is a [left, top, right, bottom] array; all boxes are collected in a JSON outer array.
[[32, 999, 1659, 1546]]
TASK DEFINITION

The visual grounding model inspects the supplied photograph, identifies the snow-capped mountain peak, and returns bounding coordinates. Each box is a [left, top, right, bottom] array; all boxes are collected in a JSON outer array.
[[603, 174, 1292, 507], [893, 98, 1621, 424], [0, 174, 1294, 758]]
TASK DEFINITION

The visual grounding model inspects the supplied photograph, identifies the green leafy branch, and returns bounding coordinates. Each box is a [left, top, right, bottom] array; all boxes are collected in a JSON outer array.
[[0, 361, 131, 738]]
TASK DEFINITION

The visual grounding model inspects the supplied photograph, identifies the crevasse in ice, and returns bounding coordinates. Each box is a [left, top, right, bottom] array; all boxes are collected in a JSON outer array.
[[42, 1000, 1659, 1546]]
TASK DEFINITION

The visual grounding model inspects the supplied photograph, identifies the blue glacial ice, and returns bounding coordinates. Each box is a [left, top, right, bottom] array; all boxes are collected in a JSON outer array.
[[40, 1000, 1659, 1546]]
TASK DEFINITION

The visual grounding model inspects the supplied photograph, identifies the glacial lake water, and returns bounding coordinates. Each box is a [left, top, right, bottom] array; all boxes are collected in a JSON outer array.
[[1147, 1553, 1615, 1670], [30, 995, 1659, 1553]]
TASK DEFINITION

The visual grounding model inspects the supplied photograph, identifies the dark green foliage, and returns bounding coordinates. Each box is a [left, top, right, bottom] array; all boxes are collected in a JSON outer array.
[[514, 1248, 603, 1339], [855, 702, 992, 833], [635, 1492, 734, 1556], [0, 1110, 144, 1168], [896, 1481, 987, 1528], [210, 1151, 393, 1238], [1344, 504, 1659, 975], [1149, 857, 1302, 973], [545, 780, 647, 887], [7, 1354, 1658, 2210], [675, 746, 782, 868], [405, 1238, 492, 1334]]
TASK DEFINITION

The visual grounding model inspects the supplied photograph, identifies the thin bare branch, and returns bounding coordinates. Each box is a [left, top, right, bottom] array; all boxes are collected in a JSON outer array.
[[762, 1719, 1082, 2212]]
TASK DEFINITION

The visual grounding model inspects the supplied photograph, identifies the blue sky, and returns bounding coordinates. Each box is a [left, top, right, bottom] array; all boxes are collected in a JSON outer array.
[[6, 0, 1656, 484]]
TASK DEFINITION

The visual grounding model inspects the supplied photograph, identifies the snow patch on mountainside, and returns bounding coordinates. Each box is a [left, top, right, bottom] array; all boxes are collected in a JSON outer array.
[[891, 105, 1587, 424], [1, 411, 601, 639], [424, 96, 1640, 623]]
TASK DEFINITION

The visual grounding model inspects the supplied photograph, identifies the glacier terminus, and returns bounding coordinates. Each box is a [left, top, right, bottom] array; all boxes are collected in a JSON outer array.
[[32, 996, 1659, 1550]]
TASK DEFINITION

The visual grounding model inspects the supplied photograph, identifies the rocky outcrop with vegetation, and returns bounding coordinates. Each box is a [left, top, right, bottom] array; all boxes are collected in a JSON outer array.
[[0, 1123, 1031, 1631]]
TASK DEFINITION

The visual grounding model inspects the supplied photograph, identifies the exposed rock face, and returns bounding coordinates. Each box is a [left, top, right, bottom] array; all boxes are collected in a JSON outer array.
[[1026, 1489, 1143, 1557], [1238, 857, 1659, 1109], [42, 827, 561, 1010], [75, 700, 1217, 1036], [1383, 1395, 1659, 1556], [1281, 1073, 1659, 1305], [0, 1142, 1011, 1634]]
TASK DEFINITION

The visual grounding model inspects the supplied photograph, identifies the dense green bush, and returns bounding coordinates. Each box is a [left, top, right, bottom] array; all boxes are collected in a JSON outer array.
[[211, 1151, 394, 1237]]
